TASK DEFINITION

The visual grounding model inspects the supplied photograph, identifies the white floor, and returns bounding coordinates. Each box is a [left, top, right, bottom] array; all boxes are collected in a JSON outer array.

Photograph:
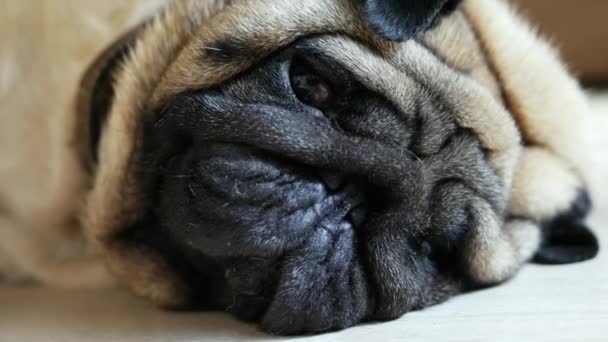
[[1, 93, 607, 342]]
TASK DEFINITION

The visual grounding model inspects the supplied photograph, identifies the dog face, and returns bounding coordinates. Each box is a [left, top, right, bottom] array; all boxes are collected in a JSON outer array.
[[78, 0, 599, 334], [147, 35, 507, 330]]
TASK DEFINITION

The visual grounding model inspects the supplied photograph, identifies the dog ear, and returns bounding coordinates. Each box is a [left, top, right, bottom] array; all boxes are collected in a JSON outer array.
[[363, 0, 460, 41], [76, 23, 147, 164]]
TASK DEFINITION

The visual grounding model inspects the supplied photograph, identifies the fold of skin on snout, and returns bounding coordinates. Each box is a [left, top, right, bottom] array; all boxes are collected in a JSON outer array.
[[158, 93, 419, 195]]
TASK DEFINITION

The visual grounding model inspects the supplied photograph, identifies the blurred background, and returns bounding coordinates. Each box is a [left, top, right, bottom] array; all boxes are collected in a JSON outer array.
[[513, 0, 608, 84]]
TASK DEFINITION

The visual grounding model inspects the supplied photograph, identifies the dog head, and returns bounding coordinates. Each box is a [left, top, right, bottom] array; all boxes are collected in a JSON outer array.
[[77, 0, 599, 334]]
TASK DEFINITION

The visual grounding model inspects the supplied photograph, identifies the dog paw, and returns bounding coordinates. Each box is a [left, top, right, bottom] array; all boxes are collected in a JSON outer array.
[[533, 191, 599, 264]]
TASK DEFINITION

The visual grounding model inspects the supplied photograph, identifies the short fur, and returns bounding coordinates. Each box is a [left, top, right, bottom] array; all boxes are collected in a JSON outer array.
[[0, 0, 599, 335]]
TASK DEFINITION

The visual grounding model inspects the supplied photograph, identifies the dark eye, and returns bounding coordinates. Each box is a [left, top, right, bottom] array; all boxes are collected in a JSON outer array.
[[289, 58, 334, 110]]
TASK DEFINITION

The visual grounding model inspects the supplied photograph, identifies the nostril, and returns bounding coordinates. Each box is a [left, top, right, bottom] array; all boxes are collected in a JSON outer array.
[[348, 206, 368, 228], [319, 171, 345, 191], [317, 172, 370, 229], [420, 241, 432, 257]]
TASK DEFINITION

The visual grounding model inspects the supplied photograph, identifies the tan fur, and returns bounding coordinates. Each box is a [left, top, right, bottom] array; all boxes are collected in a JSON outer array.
[[465, 0, 593, 217], [0, 0, 168, 287], [1, 0, 592, 308], [462, 0, 594, 281]]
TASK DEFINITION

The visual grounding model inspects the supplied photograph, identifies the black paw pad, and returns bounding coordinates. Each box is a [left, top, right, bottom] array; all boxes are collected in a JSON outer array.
[[533, 191, 599, 264]]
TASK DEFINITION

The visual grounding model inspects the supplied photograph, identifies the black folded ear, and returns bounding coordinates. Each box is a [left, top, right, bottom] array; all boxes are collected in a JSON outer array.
[[76, 23, 147, 165], [533, 192, 600, 264], [364, 0, 461, 41]]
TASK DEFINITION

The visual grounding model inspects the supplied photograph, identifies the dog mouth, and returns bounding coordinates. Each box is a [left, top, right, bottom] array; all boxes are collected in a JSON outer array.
[[157, 143, 371, 258], [154, 143, 377, 320]]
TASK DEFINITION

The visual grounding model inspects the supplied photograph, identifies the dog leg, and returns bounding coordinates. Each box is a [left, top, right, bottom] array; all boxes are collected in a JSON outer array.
[[509, 147, 598, 264]]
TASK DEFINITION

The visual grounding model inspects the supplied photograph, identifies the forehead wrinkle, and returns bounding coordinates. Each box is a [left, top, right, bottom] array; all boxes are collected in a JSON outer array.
[[310, 36, 421, 119], [388, 37, 519, 154], [418, 9, 502, 100], [149, 0, 379, 108], [386, 40, 521, 195], [315, 34, 519, 197], [417, 10, 476, 73]]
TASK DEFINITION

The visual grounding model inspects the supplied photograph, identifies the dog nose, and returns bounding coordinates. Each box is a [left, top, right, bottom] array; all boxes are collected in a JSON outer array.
[[319, 171, 345, 191]]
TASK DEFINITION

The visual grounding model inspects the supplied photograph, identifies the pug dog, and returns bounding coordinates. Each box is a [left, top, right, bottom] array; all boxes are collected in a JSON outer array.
[[0, 0, 599, 335]]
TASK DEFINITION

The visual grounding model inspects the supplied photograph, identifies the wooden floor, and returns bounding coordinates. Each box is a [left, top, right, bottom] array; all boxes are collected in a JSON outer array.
[[1, 94, 607, 342]]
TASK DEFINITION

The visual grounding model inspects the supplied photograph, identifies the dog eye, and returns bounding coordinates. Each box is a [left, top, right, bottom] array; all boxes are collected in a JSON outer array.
[[289, 58, 334, 110]]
